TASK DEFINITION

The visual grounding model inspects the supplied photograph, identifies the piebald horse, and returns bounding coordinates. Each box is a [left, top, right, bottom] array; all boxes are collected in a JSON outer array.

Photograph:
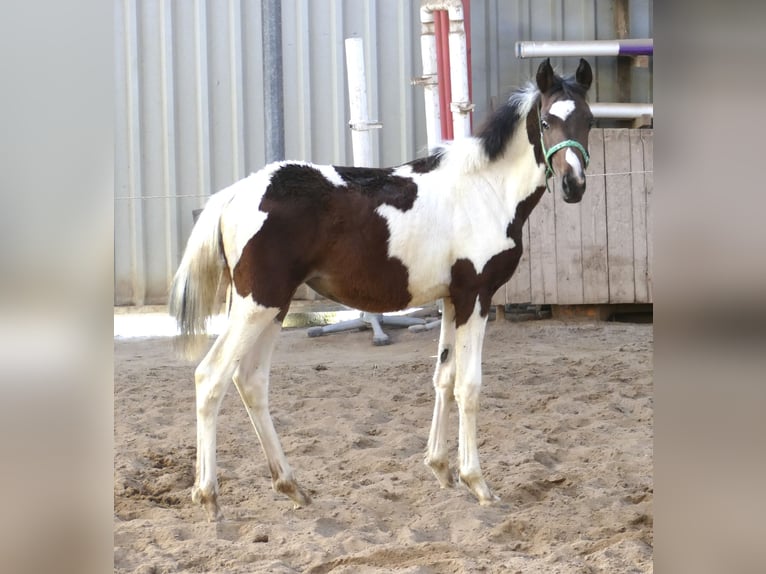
[[170, 58, 594, 521]]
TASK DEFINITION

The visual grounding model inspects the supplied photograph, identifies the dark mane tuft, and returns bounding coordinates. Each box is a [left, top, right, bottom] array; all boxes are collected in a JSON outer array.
[[476, 102, 523, 162]]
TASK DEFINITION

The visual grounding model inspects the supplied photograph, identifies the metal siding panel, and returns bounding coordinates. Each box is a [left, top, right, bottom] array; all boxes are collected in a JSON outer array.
[[206, 0, 236, 192], [282, 0, 312, 160], [306, 0, 345, 165], [114, 0, 135, 305], [161, 0, 179, 289], [138, 0, 169, 302], [125, 0, 147, 305], [172, 0, 206, 250], [241, 0, 265, 173], [375, 1, 413, 167]]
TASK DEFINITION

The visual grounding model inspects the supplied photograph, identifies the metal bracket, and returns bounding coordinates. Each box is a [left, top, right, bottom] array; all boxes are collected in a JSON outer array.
[[411, 74, 438, 86], [348, 121, 383, 131], [450, 100, 475, 114]]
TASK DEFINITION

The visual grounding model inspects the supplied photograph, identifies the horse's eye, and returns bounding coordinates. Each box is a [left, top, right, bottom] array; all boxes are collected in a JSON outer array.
[[541, 119, 550, 130], [588, 117, 596, 128]]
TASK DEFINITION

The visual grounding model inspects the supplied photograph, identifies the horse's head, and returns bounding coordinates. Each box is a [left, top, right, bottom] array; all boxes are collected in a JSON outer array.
[[535, 58, 594, 203]]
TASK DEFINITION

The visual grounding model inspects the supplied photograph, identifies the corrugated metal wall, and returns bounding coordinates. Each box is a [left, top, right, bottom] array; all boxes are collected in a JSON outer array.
[[115, 0, 652, 306]]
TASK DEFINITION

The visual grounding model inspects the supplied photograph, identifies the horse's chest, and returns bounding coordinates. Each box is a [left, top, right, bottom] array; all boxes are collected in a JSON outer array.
[[376, 195, 520, 303]]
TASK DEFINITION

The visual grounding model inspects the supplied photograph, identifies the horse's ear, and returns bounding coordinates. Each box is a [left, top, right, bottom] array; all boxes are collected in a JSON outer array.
[[536, 58, 554, 93], [575, 58, 593, 91]]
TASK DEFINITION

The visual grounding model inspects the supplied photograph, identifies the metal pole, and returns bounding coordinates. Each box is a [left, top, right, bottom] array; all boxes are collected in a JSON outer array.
[[416, 6, 442, 148], [345, 38, 380, 168], [262, 0, 284, 162]]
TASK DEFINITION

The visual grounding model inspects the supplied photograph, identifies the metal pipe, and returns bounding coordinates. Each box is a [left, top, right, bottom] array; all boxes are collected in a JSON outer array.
[[262, 0, 284, 162], [416, 7, 441, 148], [344, 38, 380, 168], [515, 38, 653, 58], [420, 0, 472, 141], [590, 102, 653, 119]]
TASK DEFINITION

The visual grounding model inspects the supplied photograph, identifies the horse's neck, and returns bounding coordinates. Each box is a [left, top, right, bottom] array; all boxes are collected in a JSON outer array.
[[486, 122, 546, 217]]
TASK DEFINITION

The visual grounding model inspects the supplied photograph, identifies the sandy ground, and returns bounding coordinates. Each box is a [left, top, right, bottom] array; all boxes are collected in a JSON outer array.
[[114, 315, 653, 573]]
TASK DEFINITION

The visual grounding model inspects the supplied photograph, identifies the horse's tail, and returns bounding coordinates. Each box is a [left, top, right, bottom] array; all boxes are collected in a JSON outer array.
[[168, 187, 235, 360]]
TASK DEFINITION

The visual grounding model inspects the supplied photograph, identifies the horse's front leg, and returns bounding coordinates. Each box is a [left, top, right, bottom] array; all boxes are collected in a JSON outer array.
[[453, 300, 499, 505], [425, 298, 457, 488]]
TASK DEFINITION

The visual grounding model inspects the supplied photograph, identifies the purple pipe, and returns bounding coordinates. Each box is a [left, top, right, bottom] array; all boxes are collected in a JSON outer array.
[[619, 39, 653, 56], [516, 39, 653, 59]]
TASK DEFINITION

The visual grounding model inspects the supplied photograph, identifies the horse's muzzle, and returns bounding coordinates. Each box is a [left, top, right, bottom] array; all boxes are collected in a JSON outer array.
[[561, 173, 586, 203]]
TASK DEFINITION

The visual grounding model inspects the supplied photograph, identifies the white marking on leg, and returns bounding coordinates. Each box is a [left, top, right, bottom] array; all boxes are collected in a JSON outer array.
[[192, 296, 282, 520], [193, 330, 239, 520], [425, 299, 457, 487], [549, 99, 575, 120], [233, 320, 310, 507], [453, 299, 498, 504]]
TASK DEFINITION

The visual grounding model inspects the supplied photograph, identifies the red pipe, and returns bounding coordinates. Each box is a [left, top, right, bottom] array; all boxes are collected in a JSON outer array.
[[435, 11, 453, 141], [434, 2, 472, 140]]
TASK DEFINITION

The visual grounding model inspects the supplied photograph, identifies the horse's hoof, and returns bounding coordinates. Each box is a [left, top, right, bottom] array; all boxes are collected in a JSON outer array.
[[478, 492, 501, 506], [274, 478, 311, 508], [425, 457, 454, 489], [458, 473, 497, 505], [192, 486, 223, 521]]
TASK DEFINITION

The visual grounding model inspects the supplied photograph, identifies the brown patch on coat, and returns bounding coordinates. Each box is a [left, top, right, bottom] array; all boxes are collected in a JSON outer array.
[[232, 164, 415, 313], [450, 185, 547, 328]]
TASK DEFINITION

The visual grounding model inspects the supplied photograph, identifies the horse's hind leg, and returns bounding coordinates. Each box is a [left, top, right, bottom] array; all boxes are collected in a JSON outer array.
[[192, 331, 237, 521], [232, 319, 311, 508], [192, 304, 280, 521], [425, 298, 457, 487]]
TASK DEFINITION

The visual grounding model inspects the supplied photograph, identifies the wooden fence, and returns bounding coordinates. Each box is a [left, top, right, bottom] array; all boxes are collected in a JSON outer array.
[[492, 128, 653, 306]]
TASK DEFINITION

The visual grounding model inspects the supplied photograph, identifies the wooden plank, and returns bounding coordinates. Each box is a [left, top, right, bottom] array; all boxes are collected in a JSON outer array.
[[528, 187, 558, 304], [505, 219, 532, 304], [643, 130, 654, 302], [604, 129, 636, 303], [630, 130, 650, 303], [554, 174, 585, 304], [581, 129, 609, 303]]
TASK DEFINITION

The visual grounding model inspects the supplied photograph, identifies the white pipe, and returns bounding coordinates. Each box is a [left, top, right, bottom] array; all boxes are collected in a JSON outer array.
[[590, 102, 653, 119], [420, 0, 472, 141], [417, 9, 441, 148], [516, 39, 653, 59], [344, 37, 379, 167], [445, 3, 471, 139]]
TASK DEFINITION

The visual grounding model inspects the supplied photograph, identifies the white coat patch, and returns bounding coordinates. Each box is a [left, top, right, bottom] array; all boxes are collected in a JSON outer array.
[[565, 148, 584, 179], [549, 100, 575, 121]]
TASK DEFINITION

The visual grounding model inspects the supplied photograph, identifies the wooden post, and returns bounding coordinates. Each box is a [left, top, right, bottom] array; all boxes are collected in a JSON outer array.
[[615, 0, 631, 120]]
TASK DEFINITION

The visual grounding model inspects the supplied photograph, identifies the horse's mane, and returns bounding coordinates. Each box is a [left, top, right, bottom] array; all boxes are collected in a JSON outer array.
[[405, 72, 586, 176]]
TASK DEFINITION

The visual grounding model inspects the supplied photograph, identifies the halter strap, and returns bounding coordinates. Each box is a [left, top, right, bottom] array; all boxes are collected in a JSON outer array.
[[538, 105, 590, 192]]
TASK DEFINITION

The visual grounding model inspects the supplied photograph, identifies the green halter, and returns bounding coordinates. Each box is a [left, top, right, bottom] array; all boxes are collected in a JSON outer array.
[[538, 105, 590, 193]]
